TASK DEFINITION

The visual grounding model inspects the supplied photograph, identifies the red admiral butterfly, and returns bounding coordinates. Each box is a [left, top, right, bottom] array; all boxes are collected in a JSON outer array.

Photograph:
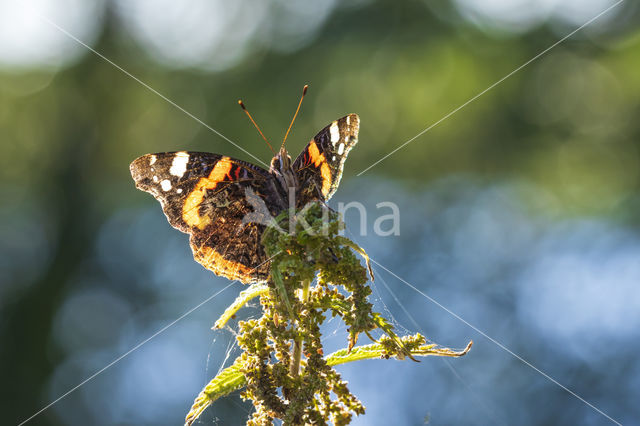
[[130, 87, 359, 283]]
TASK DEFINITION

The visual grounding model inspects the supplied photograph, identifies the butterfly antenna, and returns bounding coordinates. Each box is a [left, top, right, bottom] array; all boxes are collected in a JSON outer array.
[[282, 84, 309, 150], [238, 99, 275, 155]]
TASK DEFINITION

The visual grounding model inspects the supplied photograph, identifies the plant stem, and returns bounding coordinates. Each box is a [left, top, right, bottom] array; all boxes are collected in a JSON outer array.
[[289, 280, 310, 377]]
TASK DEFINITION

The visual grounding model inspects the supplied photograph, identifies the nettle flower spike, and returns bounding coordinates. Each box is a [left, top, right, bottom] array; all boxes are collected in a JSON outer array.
[[186, 203, 471, 426]]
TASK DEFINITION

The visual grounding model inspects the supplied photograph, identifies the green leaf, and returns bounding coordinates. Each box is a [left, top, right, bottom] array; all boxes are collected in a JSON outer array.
[[185, 357, 246, 426], [212, 284, 269, 329]]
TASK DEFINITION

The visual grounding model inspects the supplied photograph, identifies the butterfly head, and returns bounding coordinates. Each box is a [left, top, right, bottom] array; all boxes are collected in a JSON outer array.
[[270, 147, 292, 174]]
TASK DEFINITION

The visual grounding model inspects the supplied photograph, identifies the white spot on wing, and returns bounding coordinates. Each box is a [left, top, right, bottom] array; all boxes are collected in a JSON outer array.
[[330, 122, 339, 145], [332, 155, 336, 161], [176, 188, 183, 194], [337, 143, 345, 155], [346, 116, 350, 126], [160, 179, 172, 191], [169, 152, 189, 177], [149, 155, 157, 165], [153, 175, 158, 182]]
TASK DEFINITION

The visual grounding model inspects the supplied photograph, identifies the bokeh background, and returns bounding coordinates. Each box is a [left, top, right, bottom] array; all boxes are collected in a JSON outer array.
[[2, 0, 639, 425]]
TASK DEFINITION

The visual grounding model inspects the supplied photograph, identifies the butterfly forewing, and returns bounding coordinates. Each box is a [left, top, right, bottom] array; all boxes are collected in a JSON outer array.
[[130, 151, 273, 283], [292, 114, 359, 206]]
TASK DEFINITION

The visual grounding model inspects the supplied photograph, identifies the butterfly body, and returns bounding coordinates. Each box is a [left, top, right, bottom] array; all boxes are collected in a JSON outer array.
[[130, 114, 360, 284]]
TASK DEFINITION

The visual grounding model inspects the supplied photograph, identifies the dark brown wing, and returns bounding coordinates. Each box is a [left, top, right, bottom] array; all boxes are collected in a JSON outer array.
[[292, 114, 359, 206], [130, 151, 275, 283]]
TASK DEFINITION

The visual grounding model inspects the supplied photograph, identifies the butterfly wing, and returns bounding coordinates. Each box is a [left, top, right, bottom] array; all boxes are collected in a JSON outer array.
[[130, 151, 275, 283], [292, 114, 359, 206]]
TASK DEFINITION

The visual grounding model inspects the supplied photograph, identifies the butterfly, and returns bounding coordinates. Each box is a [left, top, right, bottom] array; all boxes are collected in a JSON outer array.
[[130, 88, 359, 284]]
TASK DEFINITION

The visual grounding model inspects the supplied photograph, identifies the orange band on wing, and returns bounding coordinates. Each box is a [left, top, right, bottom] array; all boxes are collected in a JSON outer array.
[[195, 245, 254, 281], [182, 157, 233, 230], [308, 141, 332, 197]]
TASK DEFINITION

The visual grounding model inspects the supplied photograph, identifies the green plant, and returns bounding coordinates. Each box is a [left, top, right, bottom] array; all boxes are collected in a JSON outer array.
[[186, 202, 471, 425]]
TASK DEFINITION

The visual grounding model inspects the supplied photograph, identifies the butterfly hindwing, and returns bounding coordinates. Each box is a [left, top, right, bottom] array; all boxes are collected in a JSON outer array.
[[130, 152, 272, 283], [292, 114, 359, 206]]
